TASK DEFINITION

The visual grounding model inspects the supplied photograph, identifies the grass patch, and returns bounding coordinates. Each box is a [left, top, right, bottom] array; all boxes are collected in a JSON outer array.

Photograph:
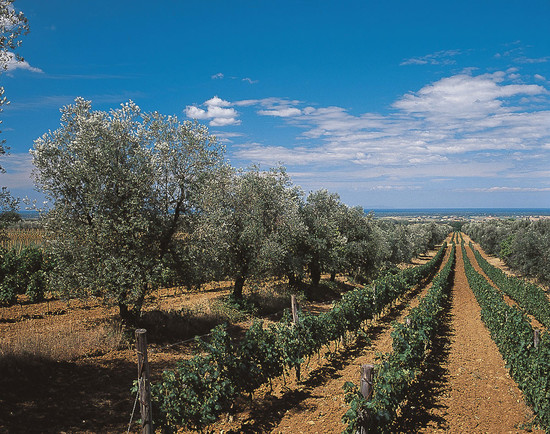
[[0, 318, 125, 366]]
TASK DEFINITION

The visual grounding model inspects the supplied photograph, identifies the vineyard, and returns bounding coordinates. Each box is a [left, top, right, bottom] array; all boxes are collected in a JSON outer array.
[[2, 3, 550, 433], [0, 227, 44, 251], [1, 230, 549, 432]]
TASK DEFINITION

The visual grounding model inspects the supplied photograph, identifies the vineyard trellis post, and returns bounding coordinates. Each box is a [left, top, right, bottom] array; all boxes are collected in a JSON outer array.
[[358, 364, 374, 434], [291, 295, 301, 381], [135, 329, 153, 434], [534, 329, 540, 348], [291, 294, 299, 324]]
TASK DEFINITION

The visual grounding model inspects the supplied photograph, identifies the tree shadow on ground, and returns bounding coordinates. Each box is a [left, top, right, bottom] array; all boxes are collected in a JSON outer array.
[[139, 277, 354, 346], [0, 354, 137, 434]]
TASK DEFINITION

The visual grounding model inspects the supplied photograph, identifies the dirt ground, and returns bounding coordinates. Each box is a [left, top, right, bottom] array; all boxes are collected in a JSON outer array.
[[0, 237, 544, 433]]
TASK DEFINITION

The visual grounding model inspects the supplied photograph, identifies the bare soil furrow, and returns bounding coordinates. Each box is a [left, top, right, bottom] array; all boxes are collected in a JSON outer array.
[[462, 234, 546, 330], [409, 239, 542, 433], [204, 243, 453, 433]]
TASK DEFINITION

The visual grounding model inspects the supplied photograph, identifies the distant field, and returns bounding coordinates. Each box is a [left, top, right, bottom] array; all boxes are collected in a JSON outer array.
[[371, 208, 550, 221], [1, 228, 45, 250]]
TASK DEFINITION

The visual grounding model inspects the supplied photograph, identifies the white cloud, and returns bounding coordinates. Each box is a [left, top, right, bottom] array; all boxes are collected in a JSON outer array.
[[464, 186, 550, 192], [211, 72, 224, 79], [400, 49, 462, 66], [393, 72, 545, 120], [1, 51, 43, 74], [184, 105, 208, 119], [242, 77, 258, 84], [370, 185, 421, 191], [493, 43, 550, 65], [234, 97, 302, 108], [185, 96, 240, 126], [0, 152, 34, 190], [258, 107, 302, 117], [211, 131, 244, 143], [515, 56, 550, 64], [231, 70, 550, 190], [205, 96, 231, 107]]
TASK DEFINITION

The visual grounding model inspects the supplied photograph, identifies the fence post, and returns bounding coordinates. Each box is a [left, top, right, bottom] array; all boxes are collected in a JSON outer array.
[[291, 295, 301, 381], [534, 329, 540, 349], [358, 364, 374, 434], [291, 294, 299, 324], [135, 329, 153, 434]]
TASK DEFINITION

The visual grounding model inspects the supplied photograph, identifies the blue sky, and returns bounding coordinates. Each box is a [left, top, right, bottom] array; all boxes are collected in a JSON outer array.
[[2, 0, 550, 209]]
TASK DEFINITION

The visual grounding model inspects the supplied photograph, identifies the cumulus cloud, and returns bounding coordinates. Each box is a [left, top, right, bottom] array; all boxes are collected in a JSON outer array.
[[185, 96, 240, 126], [393, 72, 545, 120], [232, 70, 550, 190], [211, 72, 224, 79], [258, 107, 302, 117], [1, 51, 43, 74]]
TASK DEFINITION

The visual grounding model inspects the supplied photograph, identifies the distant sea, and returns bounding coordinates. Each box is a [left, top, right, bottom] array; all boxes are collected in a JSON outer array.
[[16, 208, 550, 220], [368, 208, 550, 219]]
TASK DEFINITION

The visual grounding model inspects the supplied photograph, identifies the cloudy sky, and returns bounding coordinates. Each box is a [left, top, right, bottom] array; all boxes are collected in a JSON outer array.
[[2, 0, 550, 209]]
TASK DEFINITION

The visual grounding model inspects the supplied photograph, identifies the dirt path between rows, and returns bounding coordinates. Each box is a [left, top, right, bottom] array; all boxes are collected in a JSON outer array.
[[1, 238, 544, 433], [397, 238, 541, 433], [203, 241, 452, 433], [461, 235, 545, 331], [245, 237, 542, 433]]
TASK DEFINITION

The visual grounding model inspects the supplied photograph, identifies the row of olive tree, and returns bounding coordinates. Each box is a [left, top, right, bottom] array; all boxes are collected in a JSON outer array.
[[31, 98, 450, 322], [463, 219, 550, 286]]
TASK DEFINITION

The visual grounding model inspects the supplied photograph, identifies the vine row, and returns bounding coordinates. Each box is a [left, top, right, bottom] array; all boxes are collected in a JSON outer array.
[[469, 241, 550, 329], [150, 243, 448, 431], [342, 243, 456, 433], [462, 243, 550, 431]]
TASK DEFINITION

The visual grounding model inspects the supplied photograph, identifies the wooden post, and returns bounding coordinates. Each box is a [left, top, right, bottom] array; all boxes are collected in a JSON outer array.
[[135, 329, 153, 434], [291, 295, 301, 381], [291, 294, 299, 324], [372, 285, 377, 319], [534, 329, 540, 349], [360, 364, 374, 401], [405, 318, 411, 327], [358, 364, 374, 434], [341, 331, 347, 348]]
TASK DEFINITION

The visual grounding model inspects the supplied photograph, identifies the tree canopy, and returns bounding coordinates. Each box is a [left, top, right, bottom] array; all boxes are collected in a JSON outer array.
[[31, 98, 225, 321], [1, 0, 29, 165]]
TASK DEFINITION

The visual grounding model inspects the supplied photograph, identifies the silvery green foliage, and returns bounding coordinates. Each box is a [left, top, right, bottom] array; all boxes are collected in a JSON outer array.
[[207, 165, 306, 298], [0, 0, 29, 162], [300, 189, 349, 285], [0, 0, 28, 70], [1, 0, 28, 206], [31, 98, 224, 320]]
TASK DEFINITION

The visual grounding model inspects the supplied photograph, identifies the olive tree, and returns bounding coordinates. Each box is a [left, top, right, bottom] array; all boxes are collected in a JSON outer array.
[[300, 190, 348, 286], [1, 0, 29, 211], [1, 0, 29, 158], [31, 98, 224, 322], [339, 207, 387, 281], [209, 166, 305, 299]]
